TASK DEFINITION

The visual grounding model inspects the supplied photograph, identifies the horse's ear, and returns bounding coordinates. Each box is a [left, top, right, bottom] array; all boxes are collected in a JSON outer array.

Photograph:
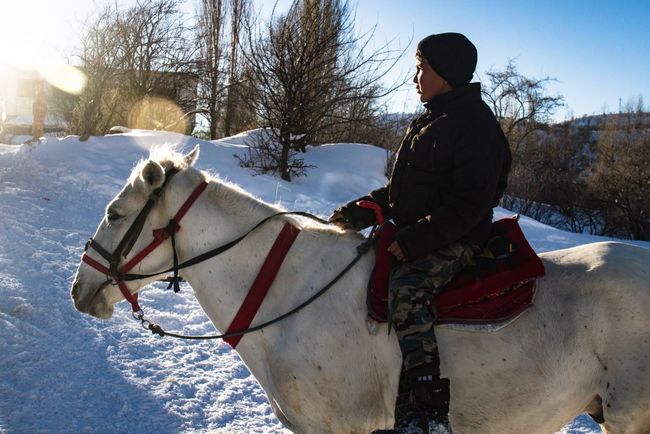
[[184, 145, 200, 167], [140, 160, 165, 189]]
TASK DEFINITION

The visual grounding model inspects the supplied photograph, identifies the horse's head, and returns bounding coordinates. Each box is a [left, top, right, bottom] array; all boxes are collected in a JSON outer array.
[[71, 146, 200, 318]]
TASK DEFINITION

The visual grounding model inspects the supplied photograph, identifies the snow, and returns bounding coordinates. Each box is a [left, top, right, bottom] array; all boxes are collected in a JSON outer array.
[[1, 130, 648, 433]]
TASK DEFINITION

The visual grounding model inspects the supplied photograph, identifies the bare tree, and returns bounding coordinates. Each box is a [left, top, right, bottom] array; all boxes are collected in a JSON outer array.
[[116, 0, 197, 132], [195, 0, 254, 139], [196, 0, 228, 139], [588, 99, 650, 240], [222, 0, 252, 137], [502, 123, 593, 228], [71, 4, 126, 140], [482, 59, 564, 155], [482, 60, 566, 214], [31, 80, 48, 141], [239, 0, 401, 181], [72, 0, 197, 139]]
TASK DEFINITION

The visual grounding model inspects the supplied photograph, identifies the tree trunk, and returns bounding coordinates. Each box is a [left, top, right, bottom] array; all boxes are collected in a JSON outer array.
[[279, 126, 291, 181], [32, 81, 48, 141]]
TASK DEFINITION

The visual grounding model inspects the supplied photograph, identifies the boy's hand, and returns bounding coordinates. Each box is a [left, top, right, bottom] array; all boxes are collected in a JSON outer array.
[[388, 240, 406, 262], [328, 210, 353, 230]]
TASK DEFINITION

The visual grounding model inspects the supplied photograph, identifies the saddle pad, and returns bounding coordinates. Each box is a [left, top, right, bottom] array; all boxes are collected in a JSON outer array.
[[436, 308, 528, 333], [367, 217, 545, 325]]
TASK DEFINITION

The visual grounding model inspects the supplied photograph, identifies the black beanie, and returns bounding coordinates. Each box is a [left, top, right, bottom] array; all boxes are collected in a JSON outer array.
[[417, 33, 477, 88]]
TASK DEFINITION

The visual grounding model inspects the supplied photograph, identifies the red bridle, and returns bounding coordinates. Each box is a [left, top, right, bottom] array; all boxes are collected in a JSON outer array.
[[82, 170, 208, 314]]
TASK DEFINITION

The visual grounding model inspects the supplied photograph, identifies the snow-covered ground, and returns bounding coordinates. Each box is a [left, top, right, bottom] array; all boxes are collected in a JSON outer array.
[[1, 130, 648, 433]]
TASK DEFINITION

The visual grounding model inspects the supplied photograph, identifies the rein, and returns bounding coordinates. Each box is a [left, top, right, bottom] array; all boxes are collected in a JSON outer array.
[[140, 236, 371, 342], [82, 169, 377, 343]]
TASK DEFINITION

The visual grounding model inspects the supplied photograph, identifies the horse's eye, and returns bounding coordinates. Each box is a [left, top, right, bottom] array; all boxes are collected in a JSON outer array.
[[107, 211, 123, 222]]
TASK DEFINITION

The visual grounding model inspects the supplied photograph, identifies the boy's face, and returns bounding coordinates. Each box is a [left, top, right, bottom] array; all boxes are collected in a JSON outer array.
[[413, 56, 451, 102]]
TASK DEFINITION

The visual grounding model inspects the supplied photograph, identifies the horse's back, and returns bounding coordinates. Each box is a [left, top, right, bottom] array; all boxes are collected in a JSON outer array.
[[540, 241, 650, 348], [540, 241, 650, 297], [540, 240, 650, 264]]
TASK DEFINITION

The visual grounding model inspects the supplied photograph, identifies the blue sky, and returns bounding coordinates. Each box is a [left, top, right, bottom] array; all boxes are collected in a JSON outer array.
[[2, 0, 648, 120], [351, 0, 650, 119]]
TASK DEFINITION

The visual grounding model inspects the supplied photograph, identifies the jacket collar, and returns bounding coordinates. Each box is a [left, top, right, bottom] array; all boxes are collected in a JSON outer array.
[[423, 82, 482, 115]]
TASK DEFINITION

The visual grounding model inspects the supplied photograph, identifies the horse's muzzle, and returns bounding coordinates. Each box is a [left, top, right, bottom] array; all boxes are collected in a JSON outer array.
[[71, 278, 111, 318]]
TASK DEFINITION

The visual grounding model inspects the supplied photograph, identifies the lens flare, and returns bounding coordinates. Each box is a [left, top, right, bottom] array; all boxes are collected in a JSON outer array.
[[37, 64, 87, 95], [0, 1, 86, 96], [128, 96, 188, 134]]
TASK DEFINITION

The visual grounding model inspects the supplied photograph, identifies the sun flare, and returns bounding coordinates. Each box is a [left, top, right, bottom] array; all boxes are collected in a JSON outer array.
[[0, 0, 49, 66], [0, 0, 86, 95]]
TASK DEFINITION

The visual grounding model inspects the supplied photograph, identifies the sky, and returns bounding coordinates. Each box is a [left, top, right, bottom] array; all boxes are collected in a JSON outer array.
[[0, 0, 648, 120], [351, 0, 650, 119]]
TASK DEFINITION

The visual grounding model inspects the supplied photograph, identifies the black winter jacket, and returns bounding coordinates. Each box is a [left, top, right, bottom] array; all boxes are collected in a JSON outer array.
[[341, 83, 511, 260]]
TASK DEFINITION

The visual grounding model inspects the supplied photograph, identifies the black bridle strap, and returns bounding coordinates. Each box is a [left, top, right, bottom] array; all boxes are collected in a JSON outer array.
[[119, 196, 158, 259], [167, 220, 181, 293], [85, 169, 179, 266], [86, 238, 118, 265], [121, 211, 330, 281], [120, 170, 179, 257]]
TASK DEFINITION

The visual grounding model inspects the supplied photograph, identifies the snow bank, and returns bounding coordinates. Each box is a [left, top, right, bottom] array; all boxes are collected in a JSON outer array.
[[2, 130, 644, 433]]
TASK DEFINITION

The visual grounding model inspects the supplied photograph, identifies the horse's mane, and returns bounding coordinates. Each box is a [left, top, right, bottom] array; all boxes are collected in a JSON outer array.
[[135, 146, 356, 239], [129, 145, 191, 183]]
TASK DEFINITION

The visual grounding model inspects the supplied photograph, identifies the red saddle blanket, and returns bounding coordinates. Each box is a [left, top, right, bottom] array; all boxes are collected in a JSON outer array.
[[367, 217, 545, 325]]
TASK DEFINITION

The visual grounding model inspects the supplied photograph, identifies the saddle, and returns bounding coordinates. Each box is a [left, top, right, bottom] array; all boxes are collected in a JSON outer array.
[[366, 215, 545, 325]]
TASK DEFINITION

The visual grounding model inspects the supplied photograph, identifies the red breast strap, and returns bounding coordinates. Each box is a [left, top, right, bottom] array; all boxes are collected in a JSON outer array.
[[224, 222, 301, 348]]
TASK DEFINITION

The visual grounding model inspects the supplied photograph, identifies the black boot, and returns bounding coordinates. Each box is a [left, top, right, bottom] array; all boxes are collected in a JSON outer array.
[[409, 364, 451, 434], [371, 364, 451, 434], [409, 364, 450, 423]]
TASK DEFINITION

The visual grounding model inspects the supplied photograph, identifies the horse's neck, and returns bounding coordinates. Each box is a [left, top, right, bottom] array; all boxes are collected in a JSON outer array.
[[174, 170, 280, 236], [166, 172, 388, 421], [169, 172, 294, 331], [170, 171, 368, 335]]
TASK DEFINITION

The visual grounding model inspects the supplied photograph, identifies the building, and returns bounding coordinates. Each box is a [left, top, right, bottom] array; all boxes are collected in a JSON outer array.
[[0, 64, 67, 138], [0, 63, 198, 140]]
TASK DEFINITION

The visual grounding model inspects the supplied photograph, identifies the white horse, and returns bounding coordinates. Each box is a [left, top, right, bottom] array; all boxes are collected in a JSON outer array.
[[71, 147, 650, 434]]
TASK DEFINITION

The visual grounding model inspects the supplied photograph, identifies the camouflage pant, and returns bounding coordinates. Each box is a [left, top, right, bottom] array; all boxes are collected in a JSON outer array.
[[390, 241, 477, 371]]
